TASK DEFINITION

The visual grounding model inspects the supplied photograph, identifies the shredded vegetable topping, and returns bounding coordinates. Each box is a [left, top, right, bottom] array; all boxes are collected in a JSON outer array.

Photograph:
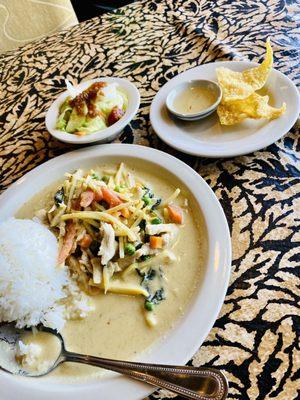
[[43, 163, 187, 325]]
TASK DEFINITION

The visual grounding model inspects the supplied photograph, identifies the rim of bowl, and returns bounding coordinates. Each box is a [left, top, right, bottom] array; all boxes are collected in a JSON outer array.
[[165, 79, 222, 119], [45, 78, 140, 144]]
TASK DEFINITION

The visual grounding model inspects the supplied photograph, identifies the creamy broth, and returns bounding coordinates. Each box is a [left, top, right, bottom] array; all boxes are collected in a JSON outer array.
[[18, 331, 61, 374], [16, 163, 207, 382]]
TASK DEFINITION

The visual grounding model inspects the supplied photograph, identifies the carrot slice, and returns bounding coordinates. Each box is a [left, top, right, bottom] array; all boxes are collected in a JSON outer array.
[[150, 236, 163, 249], [80, 189, 95, 208], [58, 221, 77, 264], [78, 233, 93, 249], [167, 204, 183, 224], [93, 187, 103, 202], [102, 187, 122, 208]]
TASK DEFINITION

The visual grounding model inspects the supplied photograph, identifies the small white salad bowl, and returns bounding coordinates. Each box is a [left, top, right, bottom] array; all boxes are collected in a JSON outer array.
[[45, 78, 140, 144], [166, 80, 222, 121]]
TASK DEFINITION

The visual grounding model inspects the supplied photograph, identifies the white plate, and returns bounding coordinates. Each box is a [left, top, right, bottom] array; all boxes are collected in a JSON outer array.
[[150, 62, 300, 157], [0, 144, 231, 400], [45, 78, 140, 144]]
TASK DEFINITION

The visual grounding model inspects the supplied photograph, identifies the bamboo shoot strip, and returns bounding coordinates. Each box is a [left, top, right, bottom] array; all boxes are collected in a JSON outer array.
[[61, 211, 137, 241]]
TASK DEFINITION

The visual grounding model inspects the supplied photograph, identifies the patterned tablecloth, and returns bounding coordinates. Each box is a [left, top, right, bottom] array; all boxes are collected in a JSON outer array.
[[0, 1, 299, 399]]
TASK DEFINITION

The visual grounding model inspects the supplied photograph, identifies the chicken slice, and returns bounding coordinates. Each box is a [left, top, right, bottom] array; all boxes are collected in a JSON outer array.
[[98, 222, 116, 265], [135, 244, 159, 258], [145, 223, 179, 236]]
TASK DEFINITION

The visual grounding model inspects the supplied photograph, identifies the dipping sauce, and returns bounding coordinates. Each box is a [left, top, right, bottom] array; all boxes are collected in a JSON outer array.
[[172, 85, 218, 115]]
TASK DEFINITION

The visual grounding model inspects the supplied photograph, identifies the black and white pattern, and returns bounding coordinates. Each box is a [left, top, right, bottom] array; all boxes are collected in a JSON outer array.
[[0, 1, 299, 399]]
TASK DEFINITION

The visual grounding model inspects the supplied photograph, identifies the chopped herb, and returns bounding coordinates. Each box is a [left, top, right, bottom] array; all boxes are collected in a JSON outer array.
[[138, 219, 146, 231], [91, 173, 101, 181], [135, 243, 143, 250], [151, 198, 161, 210], [151, 217, 162, 225], [143, 268, 156, 282], [149, 288, 165, 304], [137, 268, 156, 285], [101, 175, 109, 183], [144, 300, 154, 311], [142, 196, 151, 206], [54, 187, 64, 206], [140, 272, 165, 310], [143, 187, 154, 198], [140, 254, 151, 262], [158, 266, 164, 278], [144, 234, 150, 243], [114, 185, 121, 192], [124, 243, 135, 256]]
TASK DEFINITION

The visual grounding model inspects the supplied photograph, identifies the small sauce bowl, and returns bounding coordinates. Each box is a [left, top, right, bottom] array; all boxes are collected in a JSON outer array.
[[166, 80, 222, 121]]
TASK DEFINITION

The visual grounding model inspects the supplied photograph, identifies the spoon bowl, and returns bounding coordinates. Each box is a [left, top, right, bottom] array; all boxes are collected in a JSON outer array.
[[0, 324, 63, 377]]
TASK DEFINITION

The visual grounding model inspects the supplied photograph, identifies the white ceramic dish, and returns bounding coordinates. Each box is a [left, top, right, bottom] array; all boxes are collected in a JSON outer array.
[[45, 78, 140, 144], [150, 61, 300, 157], [166, 80, 222, 121], [0, 144, 231, 400]]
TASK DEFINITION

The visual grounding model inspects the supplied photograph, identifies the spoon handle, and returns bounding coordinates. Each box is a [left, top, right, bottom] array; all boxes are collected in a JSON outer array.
[[63, 351, 228, 400]]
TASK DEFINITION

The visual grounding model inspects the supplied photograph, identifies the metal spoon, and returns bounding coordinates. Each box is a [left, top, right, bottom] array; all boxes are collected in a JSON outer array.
[[0, 323, 228, 400]]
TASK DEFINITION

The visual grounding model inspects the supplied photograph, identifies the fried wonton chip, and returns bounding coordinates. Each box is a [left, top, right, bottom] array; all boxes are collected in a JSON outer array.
[[217, 39, 273, 102], [217, 92, 286, 125]]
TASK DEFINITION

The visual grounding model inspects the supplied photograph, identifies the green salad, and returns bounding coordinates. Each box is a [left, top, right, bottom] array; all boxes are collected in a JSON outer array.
[[56, 82, 128, 136]]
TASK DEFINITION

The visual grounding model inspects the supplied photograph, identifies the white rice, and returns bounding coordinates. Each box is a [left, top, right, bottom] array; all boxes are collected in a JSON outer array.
[[16, 341, 47, 373], [0, 218, 92, 331]]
